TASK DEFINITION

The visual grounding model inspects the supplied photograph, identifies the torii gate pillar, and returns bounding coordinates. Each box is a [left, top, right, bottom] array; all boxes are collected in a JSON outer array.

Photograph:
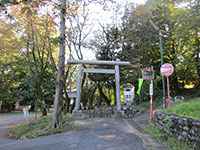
[[115, 60, 121, 111], [73, 65, 83, 111]]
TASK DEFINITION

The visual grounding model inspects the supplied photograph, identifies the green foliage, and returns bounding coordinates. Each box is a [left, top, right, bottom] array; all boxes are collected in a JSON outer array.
[[78, 0, 200, 108], [0, 57, 25, 111], [0, 21, 25, 112], [9, 114, 76, 139], [90, 27, 122, 61], [0, 0, 12, 6], [165, 98, 200, 119], [145, 124, 193, 150], [81, 82, 97, 108], [0, 3, 57, 112]]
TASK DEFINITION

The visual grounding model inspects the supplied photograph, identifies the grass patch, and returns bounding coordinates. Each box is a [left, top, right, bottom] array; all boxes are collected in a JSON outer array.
[[137, 101, 149, 112], [9, 114, 77, 139], [137, 97, 163, 112], [144, 124, 193, 150], [165, 98, 200, 120]]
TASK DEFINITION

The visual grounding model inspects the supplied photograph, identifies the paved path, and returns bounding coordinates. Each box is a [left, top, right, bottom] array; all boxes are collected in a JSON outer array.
[[0, 113, 32, 145], [0, 113, 166, 150]]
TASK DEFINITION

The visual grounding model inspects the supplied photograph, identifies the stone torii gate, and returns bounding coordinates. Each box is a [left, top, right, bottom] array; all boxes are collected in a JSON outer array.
[[67, 59, 130, 113]]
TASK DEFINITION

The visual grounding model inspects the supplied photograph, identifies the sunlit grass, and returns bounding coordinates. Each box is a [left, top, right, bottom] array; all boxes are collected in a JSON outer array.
[[165, 98, 200, 119]]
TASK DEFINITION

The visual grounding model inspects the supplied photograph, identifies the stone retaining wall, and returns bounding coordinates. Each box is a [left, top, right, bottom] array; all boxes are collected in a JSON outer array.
[[154, 111, 200, 147]]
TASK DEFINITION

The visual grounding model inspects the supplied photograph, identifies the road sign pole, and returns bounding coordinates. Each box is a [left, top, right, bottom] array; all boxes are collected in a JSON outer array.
[[166, 76, 172, 108], [167, 76, 170, 98], [142, 67, 155, 121], [149, 80, 153, 121]]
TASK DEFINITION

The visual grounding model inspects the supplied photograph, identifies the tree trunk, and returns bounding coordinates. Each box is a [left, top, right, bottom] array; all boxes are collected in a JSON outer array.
[[52, 0, 66, 128], [88, 84, 97, 109], [63, 68, 70, 113], [98, 83, 111, 106]]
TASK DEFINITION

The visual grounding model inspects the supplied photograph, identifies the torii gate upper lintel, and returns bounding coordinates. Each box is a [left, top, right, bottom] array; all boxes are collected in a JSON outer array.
[[67, 59, 130, 112]]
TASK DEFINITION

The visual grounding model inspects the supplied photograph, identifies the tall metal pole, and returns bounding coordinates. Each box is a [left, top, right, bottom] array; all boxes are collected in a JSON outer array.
[[159, 32, 166, 108], [150, 19, 166, 108]]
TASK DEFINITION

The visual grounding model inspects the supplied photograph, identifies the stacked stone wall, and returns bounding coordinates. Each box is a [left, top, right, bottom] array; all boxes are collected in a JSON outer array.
[[154, 111, 200, 148]]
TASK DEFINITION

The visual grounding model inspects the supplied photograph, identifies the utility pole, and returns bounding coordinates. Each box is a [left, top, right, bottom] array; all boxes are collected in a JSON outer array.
[[150, 20, 166, 108], [159, 31, 166, 108]]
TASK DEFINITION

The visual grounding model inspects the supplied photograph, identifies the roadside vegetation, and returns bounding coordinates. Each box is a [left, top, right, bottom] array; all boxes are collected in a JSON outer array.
[[144, 97, 200, 150], [145, 124, 193, 150], [9, 114, 77, 139], [165, 98, 200, 120]]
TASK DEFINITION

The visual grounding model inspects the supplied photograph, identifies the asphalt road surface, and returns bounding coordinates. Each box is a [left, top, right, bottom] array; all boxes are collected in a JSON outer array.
[[0, 114, 165, 150]]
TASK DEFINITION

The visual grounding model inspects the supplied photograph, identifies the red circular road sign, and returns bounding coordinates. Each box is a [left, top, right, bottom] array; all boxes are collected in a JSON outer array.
[[160, 63, 174, 77]]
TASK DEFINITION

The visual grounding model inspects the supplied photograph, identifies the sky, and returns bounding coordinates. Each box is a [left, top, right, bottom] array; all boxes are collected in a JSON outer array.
[[80, 0, 147, 60]]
